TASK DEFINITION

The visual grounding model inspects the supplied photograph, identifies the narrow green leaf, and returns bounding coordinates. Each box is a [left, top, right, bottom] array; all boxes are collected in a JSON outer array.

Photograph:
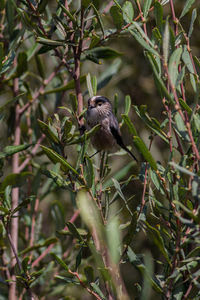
[[121, 114, 138, 136], [179, 98, 192, 115], [11, 196, 34, 215], [106, 216, 121, 264], [127, 247, 163, 293], [0, 144, 32, 159], [91, 76, 97, 96], [84, 266, 94, 283], [67, 124, 100, 145], [163, 19, 169, 65], [38, 0, 49, 13], [36, 37, 65, 46], [44, 75, 86, 94], [110, 5, 123, 29], [122, 1, 134, 23], [51, 253, 69, 271], [0, 49, 15, 74], [145, 221, 171, 264], [66, 222, 84, 241], [188, 8, 197, 38], [133, 136, 157, 170], [143, 0, 153, 19], [22, 257, 30, 273], [129, 27, 159, 57], [38, 120, 60, 145], [41, 169, 71, 189], [86, 47, 122, 60], [86, 73, 94, 98], [41, 145, 79, 175], [81, 0, 91, 8], [57, 1, 77, 25], [0, 42, 4, 72], [174, 112, 190, 141], [180, 0, 195, 19], [90, 3, 104, 37], [182, 45, 194, 73], [90, 283, 107, 300], [168, 47, 182, 88], [0, 172, 32, 192], [0, 93, 25, 113], [146, 51, 173, 103], [84, 155, 95, 188], [124, 95, 131, 115], [6, 0, 14, 36], [154, 1, 163, 30]]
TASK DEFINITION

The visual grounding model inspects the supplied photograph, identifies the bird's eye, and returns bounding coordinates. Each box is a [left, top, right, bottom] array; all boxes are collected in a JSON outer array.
[[97, 102, 102, 106]]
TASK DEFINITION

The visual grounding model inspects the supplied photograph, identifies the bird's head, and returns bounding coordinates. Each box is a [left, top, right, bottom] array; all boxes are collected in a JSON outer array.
[[87, 96, 112, 121]]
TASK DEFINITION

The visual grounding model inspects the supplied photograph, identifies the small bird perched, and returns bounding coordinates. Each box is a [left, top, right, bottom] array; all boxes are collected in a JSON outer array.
[[86, 95, 138, 162]]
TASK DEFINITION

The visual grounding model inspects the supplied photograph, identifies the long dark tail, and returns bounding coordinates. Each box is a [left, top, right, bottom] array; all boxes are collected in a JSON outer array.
[[110, 126, 138, 162]]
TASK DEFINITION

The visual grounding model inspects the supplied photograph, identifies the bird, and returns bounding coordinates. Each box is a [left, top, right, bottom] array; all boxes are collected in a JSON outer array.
[[86, 95, 138, 162]]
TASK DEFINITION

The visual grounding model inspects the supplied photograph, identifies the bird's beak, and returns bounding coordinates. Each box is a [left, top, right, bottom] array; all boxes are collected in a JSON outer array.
[[88, 105, 95, 110]]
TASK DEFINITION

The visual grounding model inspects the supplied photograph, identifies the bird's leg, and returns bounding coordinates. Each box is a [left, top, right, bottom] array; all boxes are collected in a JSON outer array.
[[89, 150, 101, 158]]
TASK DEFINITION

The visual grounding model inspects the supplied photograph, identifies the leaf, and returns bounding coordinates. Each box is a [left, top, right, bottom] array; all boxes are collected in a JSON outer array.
[[36, 37, 65, 47], [106, 215, 121, 264], [163, 19, 169, 65], [11, 196, 34, 215], [67, 124, 100, 145], [168, 47, 182, 88], [129, 27, 158, 57], [180, 0, 195, 19], [121, 114, 138, 136], [179, 98, 192, 115], [0, 172, 32, 192], [66, 222, 84, 241], [16, 52, 28, 76], [84, 155, 95, 188], [146, 51, 173, 103], [0, 144, 32, 159], [44, 75, 86, 94], [143, 0, 153, 19], [41, 169, 71, 189], [154, 1, 163, 30], [81, 0, 91, 8], [182, 45, 194, 73], [122, 1, 134, 23], [110, 5, 123, 29], [124, 95, 131, 115], [85, 47, 122, 62], [86, 73, 94, 98], [0, 42, 3, 72], [174, 112, 190, 141], [84, 265, 94, 283], [133, 136, 157, 171], [20, 238, 58, 256], [38, 120, 60, 145], [145, 221, 171, 264], [6, 0, 14, 36], [57, 1, 77, 26], [0, 93, 24, 114], [188, 8, 197, 38], [91, 283, 107, 300], [41, 145, 79, 176], [76, 189, 103, 240], [0, 49, 15, 74], [38, 0, 49, 13], [127, 247, 163, 293]]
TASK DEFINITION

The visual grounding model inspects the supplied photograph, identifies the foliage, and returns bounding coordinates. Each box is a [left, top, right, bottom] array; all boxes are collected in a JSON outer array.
[[0, 0, 200, 299]]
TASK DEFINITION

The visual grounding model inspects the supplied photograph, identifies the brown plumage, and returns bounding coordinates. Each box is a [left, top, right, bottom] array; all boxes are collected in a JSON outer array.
[[86, 96, 138, 162]]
